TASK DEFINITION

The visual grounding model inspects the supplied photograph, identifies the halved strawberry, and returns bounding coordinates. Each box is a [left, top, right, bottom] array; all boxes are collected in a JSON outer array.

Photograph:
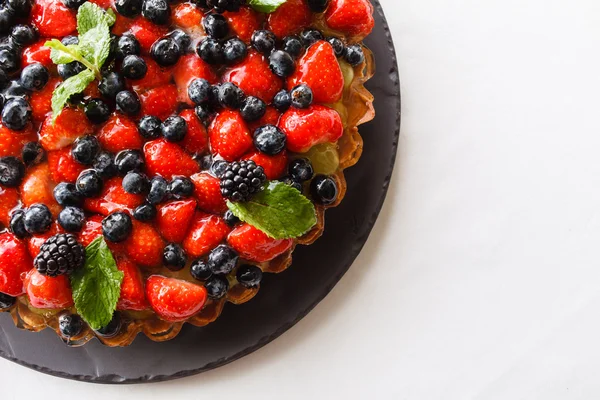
[[30, 77, 61, 122], [190, 171, 227, 214], [116, 257, 149, 311], [172, 3, 203, 29], [223, 6, 261, 43], [325, 0, 375, 39], [222, 50, 283, 102], [21, 40, 53, 70], [182, 213, 231, 258], [0, 123, 37, 158], [144, 139, 200, 180], [39, 108, 93, 151], [139, 85, 179, 120], [227, 223, 293, 262], [31, 0, 77, 38], [146, 275, 207, 322], [242, 150, 288, 180], [266, 0, 311, 38], [27, 221, 65, 259], [97, 114, 143, 153], [24, 269, 74, 309], [124, 221, 165, 267], [20, 163, 60, 216], [47, 148, 86, 183], [278, 105, 344, 153], [127, 16, 169, 53], [0, 187, 19, 227], [208, 110, 253, 161], [83, 177, 145, 215], [173, 54, 217, 105], [129, 56, 173, 92], [0, 233, 33, 296], [156, 199, 197, 243], [179, 109, 208, 154]]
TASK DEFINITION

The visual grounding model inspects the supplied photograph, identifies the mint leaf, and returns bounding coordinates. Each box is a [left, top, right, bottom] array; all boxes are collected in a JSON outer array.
[[227, 181, 317, 239], [70, 237, 123, 331], [78, 24, 111, 70], [77, 2, 116, 34], [44, 39, 82, 64], [248, 0, 287, 13], [51, 69, 95, 122]]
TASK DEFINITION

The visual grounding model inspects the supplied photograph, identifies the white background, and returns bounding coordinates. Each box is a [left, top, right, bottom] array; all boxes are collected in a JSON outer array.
[[4, 0, 600, 398]]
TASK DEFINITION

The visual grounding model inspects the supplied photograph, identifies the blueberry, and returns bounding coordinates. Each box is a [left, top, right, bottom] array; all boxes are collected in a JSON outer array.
[[151, 37, 181, 66], [58, 61, 86, 80], [58, 206, 85, 232], [199, 154, 213, 170], [290, 84, 313, 109], [223, 209, 239, 227], [0, 69, 7, 90], [102, 212, 132, 242], [115, 34, 140, 60], [344, 44, 365, 66], [188, 78, 211, 105], [62, 0, 87, 8], [133, 203, 156, 221], [190, 259, 212, 281], [203, 13, 228, 39], [95, 312, 121, 337], [194, 104, 212, 125], [163, 243, 186, 271], [122, 171, 150, 195], [71, 135, 100, 165], [218, 82, 245, 109], [121, 55, 147, 80], [310, 175, 338, 205], [272, 89, 292, 112], [142, 0, 170, 24], [327, 37, 345, 57], [239, 96, 266, 122], [98, 72, 125, 100], [10, 24, 37, 47], [207, 244, 238, 275], [1, 97, 31, 130], [205, 276, 228, 299], [2, 80, 27, 99], [161, 116, 187, 142], [147, 176, 168, 204], [53, 182, 82, 207], [0, 93, 4, 111], [84, 99, 111, 124], [167, 29, 191, 53], [115, 149, 144, 174], [0, 7, 15, 36], [24, 204, 52, 234], [210, 159, 228, 178], [9, 209, 28, 238], [281, 35, 304, 58], [300, 29, 324, 46], [251, 30, 276, 54], [223, 37, 247, 65], [253, 125, 286, 155], [21, 142, 43, 166], [6, 0, 31, 18], [0, 156, 24, 187], [281, 176, 303, 191], [0, 293, 16, 309], [93, 151, 117, 179], [116, 90, 141, 115], [289, 158, 314, 182], [206, 0, 242, 12], [61, 35, 79, 46], [269, 50, 295, 78], [138, 115, 162, 139], [168, 176, 194, 198], [236, 264, 263, 288], [197, 38, 223, 65], [307, 0, 329, 12], [115, 0, 143, 17], [58, 314, 84, 339], [76, 169, 104, 197]]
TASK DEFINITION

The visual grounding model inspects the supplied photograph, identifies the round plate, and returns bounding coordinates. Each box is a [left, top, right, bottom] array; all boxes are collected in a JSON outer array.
[[0, 0, 400, 384]]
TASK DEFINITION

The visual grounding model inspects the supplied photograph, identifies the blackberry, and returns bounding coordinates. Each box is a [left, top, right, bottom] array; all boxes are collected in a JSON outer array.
[[219, 160, 266, 202], [34, 234, 85, 277], [206, 0, 242, 13]]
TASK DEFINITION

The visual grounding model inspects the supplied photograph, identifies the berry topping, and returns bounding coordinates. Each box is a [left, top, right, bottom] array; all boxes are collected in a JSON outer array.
[[24, 269, 74, 309], [190, 259, 212, 281], [71, 135, 100, 166], [34, 233, 85, 277], [219, 160, 266, 202], [310, 174, 338, 205], [208, 244, 238, 275], [58, 313, 84, 339], [253, 125, 287, 156], [102, 211, 133, 243], [0, 232, 33, 296], [24, 203, 53, 234], [163, 243, 187, 271], [146, 275, 207, 321], [236, 264, 263, 288], [228, 223, 293, 262], [204, 275, 228, 299], [0, 156, 25, 187]]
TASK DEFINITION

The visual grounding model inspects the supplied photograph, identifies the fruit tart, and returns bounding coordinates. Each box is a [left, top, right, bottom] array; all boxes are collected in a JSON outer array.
[[0, 0, 375, 346]]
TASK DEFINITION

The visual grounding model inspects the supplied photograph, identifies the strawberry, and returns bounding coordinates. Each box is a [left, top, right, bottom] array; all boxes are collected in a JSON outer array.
[[47, 148, 86, 184], [144, 139, 200, 180], [78, 214, 125, 253], [146, 275, 207, 322], [227, 224, 293, 262], [223, 7, 261, 43], [266, 0, 311, 38], [172, 3, 203, 30], [89, 0, 114, 8], [30, 77, 60, 122], [0, 187, 19, 227], [242, 150, 288, 180], [139, 85, 179, 120], [39, 108, 93, 151], [97, 114, 143, 153], [21, 40, 53, 70], [83, 177, 145, 215], [247, 106, 281, 133], [116, 257, 149, 311], [31, 0, 77, 38], [20, 164, 60, 216], [112, 12, 134, 36], [208, 110, 253, 161], [27, 221, 65, 259], [325, 0, 375, 39], [278, 105, 344, 153], [182, 213, 231, 258], [156, 199, 197, 243], [173, 54, 217, 105], [0, 233, 33, 296], [129, 57, 173, 92], [179, 109, 208, 154], [287, 41, 344, 104], [222, 50, 283, 102], [124, 221, 165, 267], [128, 16, 169, 53], [0, 123, 37, 158], [24, 269, 73, 309], [190, 171, 227, 214]]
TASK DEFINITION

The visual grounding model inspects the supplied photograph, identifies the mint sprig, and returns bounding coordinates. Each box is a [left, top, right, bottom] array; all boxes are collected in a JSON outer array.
[[70, 237, 123, 331], [45, 2, 115, 121], [247, 0, 288, 13], [227, 181, 317, 239]]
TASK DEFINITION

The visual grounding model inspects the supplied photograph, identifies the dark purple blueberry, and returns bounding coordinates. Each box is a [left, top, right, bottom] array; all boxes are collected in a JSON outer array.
[[236, 264, 263, 288], [76, 169, 103, 198], [71, 135, 100, 165], [0, 156, 24, 187], [102, 211, 133, 242], [24, 204, 52, 234], [163, 243, 187, 271], [310, 175, 338, 205], [253, 125, 286, 155]]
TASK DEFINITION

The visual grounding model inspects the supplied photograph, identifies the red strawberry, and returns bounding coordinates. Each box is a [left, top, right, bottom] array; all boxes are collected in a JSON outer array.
[[0, 233, 33, 296], [139, 85, 179, 120], [0, 123, 38, 158], [156, 199, 197, 243], [208, 110, 253, 161], [266, 0, 311, 38], [78, 215, 125, 253], [21, 40, 53, 70], [27, 221, 65, 259], [146, 275, 207, 322], [144, 139, 200, 180], [47, 148, 86, 183], [183, 213, 231, 258], [129, 57, 173, 92], [242, 150, 288, 180], [173, 54, 217, 105], [97, 114, 143, 153], [172, 3, 203, 30], [31, 0, 77, 38], [127, 16, 169, 53], [228, 224, 293, 262], [179, 109, 208, 154], [222, 50, 283, 102], [223, 7, 261, 43], [20, 164, 60, 216], [325, 0, 375, 39], [287, 41, 344, 104], [247, 106, 281, 133], [89, 0, 114, 8], [124, 221, 165, 267], [84, 177, 145, 215], [112, 12, 134, 36], [116, 257, 149, 311], [0, 187, 19, 227], [39, 108, 93, 151], [30, 77, 60, 122], [24, 269, 74, 309], [279, 105, 343, 153], [190, 171, 227, 214]]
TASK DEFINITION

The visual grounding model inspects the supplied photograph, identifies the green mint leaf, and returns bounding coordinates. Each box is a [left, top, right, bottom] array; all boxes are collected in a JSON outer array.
[[78, 23, 111, 70], [70, 237, 124, 331], [247, 0, 288, 13], [227, 181, 317, 239], [77, 2, 116, 35], [51, 69, 95, 122], [44, 39, 82, 65]]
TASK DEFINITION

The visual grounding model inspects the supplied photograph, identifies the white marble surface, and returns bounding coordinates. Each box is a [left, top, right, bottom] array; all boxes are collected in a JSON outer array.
[[4, 0, 600, 398]]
